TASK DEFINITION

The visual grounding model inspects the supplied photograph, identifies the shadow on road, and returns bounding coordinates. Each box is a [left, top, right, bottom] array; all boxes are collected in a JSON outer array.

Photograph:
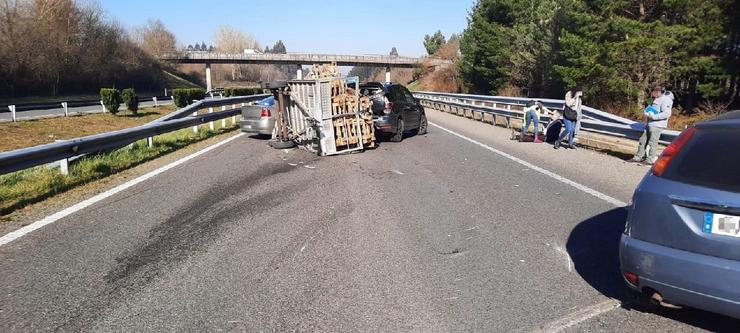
[[567, 208, 740, 331]]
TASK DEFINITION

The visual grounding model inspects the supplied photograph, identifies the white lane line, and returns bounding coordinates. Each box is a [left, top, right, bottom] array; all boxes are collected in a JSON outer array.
[[429, 122, 627, 207], [529, 299, 621, 333], [0, 133, 246, 247]]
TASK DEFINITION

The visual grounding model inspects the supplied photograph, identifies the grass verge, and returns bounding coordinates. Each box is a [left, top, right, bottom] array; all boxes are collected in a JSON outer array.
[[0, 120, 239, 219], [0, 105, 177, 152]]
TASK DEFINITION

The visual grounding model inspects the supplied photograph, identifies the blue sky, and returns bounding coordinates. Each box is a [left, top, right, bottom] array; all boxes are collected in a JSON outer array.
[[98, 0, 472, 57]]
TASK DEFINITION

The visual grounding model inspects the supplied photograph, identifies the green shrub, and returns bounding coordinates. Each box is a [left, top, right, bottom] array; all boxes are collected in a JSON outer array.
[[122, 88, 139, 115], [224, 87, 263, 97], [172, 88, 206, 107], [100, 88, 122, 115]]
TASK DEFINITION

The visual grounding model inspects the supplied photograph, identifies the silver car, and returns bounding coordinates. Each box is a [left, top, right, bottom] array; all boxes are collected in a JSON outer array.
[[240, 96, 275, 136], [620, 110, 740, 319]]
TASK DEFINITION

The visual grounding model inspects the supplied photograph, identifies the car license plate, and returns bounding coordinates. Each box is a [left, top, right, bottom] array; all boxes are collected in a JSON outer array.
[[703, 212, 740, 238]]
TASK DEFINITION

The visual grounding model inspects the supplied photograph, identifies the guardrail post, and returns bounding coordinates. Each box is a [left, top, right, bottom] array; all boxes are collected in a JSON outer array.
[[221, 105, 227, 128], [507, 104, 511, 110], [152, 97, 158, 107], [59, 157, 69, 175], [493, 103, 497, 109], [192, 103, 199, 133], [208, 107, 215, 131], [61, 102, 68, 117], [147, 137, 154, 148], [164, 88, 167, 96], [231, 104, 236, 125], [9, 105, 16, 122], [100, 100, 106, 113]]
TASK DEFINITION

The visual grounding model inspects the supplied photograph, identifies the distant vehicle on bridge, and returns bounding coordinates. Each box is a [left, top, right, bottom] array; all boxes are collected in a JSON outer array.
[[243, 48, 262, 54], [620, 110, 740, 320]]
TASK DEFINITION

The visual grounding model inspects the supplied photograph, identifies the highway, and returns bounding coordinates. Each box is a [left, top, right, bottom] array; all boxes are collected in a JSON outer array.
[[0, 108, 737, 332], [0, 99, 173, 122]]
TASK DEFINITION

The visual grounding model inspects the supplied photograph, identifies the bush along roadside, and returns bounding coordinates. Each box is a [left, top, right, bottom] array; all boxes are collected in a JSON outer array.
[[172, 88, 206, 107], [100, 88, 122, 114], [122, 88, 139, 115], [0, 121, 238, 220], [224, 87, 263, 97]]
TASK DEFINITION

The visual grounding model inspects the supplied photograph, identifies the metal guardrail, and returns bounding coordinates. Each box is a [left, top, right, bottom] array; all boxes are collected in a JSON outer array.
[[2, 96, 173, 113], [0, 94, 269, 175], [413, 92, 680, 143]]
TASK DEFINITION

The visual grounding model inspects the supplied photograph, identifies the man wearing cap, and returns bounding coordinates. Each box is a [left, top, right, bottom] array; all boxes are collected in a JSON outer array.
[[631, 85, 674, 164]]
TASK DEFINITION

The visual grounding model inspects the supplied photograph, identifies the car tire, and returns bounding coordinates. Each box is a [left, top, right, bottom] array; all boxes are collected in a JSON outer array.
[[390, 119, 404, 142], [418, 113, 428, 135]]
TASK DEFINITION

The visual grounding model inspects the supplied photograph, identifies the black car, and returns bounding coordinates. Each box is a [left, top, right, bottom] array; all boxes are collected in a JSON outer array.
[[360, 82, 428, 142]]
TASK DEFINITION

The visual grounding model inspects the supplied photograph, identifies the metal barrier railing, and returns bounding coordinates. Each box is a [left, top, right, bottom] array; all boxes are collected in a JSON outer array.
[[413, 92, 680, 143], [0, 94, 269, 175]]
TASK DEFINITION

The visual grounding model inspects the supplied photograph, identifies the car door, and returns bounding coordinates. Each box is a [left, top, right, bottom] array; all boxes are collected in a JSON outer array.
[[387, 85, 410, 123], [398, 86, 421, 128]]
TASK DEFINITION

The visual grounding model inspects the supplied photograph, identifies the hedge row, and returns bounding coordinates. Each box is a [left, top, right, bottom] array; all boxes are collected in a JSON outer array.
[[223, 87, 263, 97], [172, 88, 206, 107], [100, 88, 123, 115], [122, 88, 139, 115]]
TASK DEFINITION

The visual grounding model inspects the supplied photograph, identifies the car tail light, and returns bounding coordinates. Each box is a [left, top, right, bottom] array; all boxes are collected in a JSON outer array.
[[384, 102, 394, 115], [651, 127, 696, 177], [260, 108, 271, 118], [624, 271, 639, 286]]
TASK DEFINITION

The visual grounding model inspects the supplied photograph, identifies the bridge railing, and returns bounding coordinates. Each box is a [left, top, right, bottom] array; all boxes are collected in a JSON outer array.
[[413, 91, 681, 144], [162, 52, 426, 65]]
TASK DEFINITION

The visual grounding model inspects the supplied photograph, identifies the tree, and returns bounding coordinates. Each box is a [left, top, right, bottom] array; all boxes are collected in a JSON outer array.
[[269, 40, 286, 54], [390, 47, 398, 56], [200, 41, 207, 51], [131, 19, 177, 57], [213, 25, 261, 80], [423, 30, 446, 55]]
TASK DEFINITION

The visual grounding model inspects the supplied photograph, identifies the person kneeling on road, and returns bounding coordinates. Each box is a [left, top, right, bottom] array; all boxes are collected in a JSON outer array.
[[630, 85, 673, 165], [520, 101, 554, 143]]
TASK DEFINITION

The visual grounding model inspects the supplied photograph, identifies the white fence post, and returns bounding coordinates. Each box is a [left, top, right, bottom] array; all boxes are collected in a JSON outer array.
[[59, 157, 69, 176], [100, 100, 106, 113], [208, 107, 214, 131], [152, 97, 158, 107], [221, 105, 227, 128], [61, 102, 68, 117], [9, 105, 16, 122]]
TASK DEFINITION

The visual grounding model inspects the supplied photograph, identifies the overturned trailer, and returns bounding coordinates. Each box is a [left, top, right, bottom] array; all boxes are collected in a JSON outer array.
[[264, 75, 376, 156]]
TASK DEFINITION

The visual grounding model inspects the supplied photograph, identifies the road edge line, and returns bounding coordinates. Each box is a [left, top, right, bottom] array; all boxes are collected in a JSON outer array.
[[0, 132, 246, 247], [430, 122, 627, 207]]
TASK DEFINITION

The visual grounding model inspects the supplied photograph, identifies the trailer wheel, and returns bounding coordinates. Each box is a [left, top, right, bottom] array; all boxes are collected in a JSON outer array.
[[270, 140, 296, 149]]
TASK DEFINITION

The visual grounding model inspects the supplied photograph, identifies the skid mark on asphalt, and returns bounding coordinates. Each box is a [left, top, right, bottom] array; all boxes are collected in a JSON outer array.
[[0, 133, 247, 247], [526, 299, 621, 333], [429, 122, 627, 207]]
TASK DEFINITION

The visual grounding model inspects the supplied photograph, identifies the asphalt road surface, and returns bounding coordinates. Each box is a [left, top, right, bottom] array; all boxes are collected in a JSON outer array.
[[1, 109, 738, 332], [0, 100, 173, 121]]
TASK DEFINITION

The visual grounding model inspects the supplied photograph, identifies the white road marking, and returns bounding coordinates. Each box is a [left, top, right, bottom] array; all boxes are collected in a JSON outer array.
[[529, 299, 621, 333], [0, 133, 246, 247], [431, 122, 625, 327], [430, 122, 627, 207]]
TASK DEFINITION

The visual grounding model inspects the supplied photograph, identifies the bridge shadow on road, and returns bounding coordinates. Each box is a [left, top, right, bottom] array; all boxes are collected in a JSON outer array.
[[567, 208, 740, 331]]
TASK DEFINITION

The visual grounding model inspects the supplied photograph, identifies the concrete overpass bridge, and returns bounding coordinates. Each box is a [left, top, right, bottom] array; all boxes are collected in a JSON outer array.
[[160, 52, 451, 90]]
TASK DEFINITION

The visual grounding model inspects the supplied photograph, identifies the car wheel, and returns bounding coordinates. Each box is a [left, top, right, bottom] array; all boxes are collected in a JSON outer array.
[[418, 113, 428, 135], [390, 119, 404, 142]]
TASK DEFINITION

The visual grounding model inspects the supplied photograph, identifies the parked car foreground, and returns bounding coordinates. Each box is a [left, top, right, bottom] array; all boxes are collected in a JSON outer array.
[[620, 110, 740, 319]]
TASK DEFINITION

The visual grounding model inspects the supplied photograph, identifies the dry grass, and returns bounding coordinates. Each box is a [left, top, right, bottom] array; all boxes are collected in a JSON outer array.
[[0, 105, 176, 152]]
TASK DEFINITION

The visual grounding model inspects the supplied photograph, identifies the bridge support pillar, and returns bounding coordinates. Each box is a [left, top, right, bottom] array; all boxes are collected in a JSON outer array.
[[205, 63, 212, 92], [385, 67, 391, 83], [296, 67, 303, 80]]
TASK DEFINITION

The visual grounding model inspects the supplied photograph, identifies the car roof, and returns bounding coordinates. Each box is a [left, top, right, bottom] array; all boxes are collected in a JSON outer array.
[[697, 110, 740, 130]]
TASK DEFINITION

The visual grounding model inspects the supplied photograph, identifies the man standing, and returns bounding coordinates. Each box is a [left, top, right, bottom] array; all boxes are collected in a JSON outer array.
[[631, 85, 674, 164]]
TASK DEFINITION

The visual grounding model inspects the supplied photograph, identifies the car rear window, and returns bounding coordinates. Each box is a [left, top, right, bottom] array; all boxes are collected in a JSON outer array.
[[663, 128, 740, 193]]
